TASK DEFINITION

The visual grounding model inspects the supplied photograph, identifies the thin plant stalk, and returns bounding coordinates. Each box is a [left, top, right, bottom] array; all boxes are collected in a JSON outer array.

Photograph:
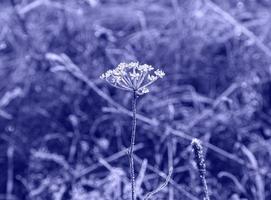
[[129, 90, 137, 200], [144, 167, 173, 200]]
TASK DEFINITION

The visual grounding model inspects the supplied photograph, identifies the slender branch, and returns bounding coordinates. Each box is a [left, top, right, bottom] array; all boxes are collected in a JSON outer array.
[[144, 167, 173, 200], [129, 90, 138, 200], [167, 138, 174, 200]]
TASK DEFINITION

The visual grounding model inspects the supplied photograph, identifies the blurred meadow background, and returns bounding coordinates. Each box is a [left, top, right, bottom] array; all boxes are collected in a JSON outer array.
[[1, 0, 271, 199]]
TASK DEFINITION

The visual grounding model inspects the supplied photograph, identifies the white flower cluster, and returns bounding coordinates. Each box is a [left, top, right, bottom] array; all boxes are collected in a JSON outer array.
[[100, 62, 165, 95]]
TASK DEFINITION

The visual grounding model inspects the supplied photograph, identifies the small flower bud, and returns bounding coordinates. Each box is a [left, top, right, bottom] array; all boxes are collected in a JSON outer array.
[[191, 138, 210, 200]]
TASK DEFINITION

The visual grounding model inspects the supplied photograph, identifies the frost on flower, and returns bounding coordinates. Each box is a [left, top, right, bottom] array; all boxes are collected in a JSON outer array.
[[191, 138, 206, 174], [100, 62, 165, 95], [154, 69, 165, 78]]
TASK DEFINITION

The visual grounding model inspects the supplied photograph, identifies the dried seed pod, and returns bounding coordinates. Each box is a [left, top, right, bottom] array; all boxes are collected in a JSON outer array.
[[191, 138, 210, 200]]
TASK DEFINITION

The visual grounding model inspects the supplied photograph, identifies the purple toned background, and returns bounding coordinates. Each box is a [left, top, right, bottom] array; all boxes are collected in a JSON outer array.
[[0, 0, 271, 199]]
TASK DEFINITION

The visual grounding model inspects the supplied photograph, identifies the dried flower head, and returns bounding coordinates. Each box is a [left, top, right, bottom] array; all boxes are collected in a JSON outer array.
[[191, 138, 210, 200], [191, 138, 206, 174], [100, 62, 165, 95]]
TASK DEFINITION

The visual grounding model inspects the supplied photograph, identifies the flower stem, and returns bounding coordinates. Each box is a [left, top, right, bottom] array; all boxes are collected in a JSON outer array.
[[129, 90, 137, 200]]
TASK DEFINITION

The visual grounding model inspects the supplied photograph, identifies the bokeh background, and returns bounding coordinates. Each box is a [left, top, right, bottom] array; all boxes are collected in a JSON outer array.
[[0, 0, 271, 199]]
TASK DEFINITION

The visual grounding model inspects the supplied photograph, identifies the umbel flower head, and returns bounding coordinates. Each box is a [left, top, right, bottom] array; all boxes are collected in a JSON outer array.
[[100, 62, 165, 95]]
